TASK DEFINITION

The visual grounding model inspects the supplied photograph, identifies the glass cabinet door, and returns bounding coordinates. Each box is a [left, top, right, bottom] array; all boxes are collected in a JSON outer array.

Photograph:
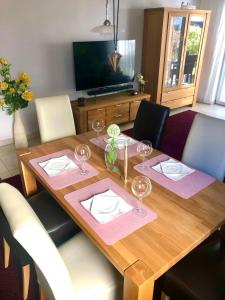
[[164, 14, 187, 89], [181, 15, 205, 86]]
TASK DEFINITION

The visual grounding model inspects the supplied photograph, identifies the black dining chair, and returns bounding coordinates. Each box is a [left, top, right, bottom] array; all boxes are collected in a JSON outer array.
[[154, 231, 225, 300], [133, 100, 170, 149]]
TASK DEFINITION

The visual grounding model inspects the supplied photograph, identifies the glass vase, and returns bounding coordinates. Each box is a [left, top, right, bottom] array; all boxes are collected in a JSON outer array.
[[104, 143, 119, 173]]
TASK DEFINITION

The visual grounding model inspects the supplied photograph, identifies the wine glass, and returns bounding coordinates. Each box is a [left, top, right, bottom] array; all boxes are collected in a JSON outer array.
[[92, 119, 105, 143], [137, 140, 153, 169], [131, 175, 152, 217], [74, 144, 91, 175]]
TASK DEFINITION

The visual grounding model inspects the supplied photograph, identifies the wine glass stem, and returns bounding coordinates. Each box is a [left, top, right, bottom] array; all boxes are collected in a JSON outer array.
[[80, 161, 84, 173]]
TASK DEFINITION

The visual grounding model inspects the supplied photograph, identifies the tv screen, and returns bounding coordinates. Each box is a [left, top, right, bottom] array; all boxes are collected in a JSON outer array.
[[73, 40, 135, 91]]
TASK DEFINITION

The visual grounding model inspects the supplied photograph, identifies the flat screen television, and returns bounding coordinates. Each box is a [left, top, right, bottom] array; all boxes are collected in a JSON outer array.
[[73, 40, 135, 94]]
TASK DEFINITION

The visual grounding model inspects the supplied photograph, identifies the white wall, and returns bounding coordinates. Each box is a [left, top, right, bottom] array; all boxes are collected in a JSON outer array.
[[0, 0, 200, 144]]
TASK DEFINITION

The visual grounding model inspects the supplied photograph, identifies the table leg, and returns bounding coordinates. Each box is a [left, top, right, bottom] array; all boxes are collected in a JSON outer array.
[[124, 260, 154, 300], [19, 159, 37, 197]]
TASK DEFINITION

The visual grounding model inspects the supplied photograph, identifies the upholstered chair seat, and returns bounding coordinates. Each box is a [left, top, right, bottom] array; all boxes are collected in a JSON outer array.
[[182, 113, 225, 181], [133, 100, 170, 149], [35, 95, 76, 143]]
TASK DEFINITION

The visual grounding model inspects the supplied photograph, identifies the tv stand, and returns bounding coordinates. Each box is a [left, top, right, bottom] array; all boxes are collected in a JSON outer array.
[[71, 91, 151, 134], [87, 84, 134, 96]]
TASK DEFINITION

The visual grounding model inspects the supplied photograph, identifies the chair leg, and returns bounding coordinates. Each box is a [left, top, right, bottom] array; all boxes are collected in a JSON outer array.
[[39, 287, 46, 300], [161, 291, 170, 300], [3, 238, 10, 268], [22, 264, 30, 300]]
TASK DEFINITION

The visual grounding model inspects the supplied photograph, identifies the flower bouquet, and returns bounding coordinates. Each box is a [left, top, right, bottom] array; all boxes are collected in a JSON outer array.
[[0, 57, 33, 115]]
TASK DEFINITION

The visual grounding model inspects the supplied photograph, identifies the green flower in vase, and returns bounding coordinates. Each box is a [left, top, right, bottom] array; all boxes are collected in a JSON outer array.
[[105, 124, 120, 173]]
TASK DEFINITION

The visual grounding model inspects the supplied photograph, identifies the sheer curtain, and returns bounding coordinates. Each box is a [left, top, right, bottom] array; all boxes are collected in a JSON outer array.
[[197, 0, 225, 104], [216, 52, 225, 105]]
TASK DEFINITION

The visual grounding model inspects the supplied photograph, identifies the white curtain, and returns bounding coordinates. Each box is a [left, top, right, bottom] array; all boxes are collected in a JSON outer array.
[[197, 0, 225, 104]]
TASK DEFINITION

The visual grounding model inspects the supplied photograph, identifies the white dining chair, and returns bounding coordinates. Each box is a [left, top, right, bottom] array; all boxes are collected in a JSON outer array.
[[35, 95, 76, 143], [0, 182, 123, 300], [182, 113, 225, 181]]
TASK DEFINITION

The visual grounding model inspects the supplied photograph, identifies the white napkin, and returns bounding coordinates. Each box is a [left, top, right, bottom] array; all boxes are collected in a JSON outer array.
[[152, 158, 195, 181], [105, 134, 137, 149], [81, 189, 133, 224], [39, 155, 78, 176]]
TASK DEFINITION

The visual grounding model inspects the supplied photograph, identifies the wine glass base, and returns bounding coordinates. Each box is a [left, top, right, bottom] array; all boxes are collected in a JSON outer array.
[[133, 207, 147, 217], [80, 169, 89, 176]]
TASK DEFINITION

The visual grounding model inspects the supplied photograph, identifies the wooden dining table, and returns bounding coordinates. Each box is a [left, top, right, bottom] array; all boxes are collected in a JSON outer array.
[[17, 131, 225, 300]]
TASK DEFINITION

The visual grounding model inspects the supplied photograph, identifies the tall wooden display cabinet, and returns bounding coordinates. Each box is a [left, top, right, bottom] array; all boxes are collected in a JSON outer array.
[[142, 7, 211, 109]]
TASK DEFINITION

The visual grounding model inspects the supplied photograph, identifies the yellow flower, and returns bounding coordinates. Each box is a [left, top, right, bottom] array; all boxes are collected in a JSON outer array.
[[22, 91, 33, 102], [0, 58, 8, 65], [0, 82, 8, 90], [20, 73, 30, 85], [9, 87, 16, 94], [0, 99, 5, 106]]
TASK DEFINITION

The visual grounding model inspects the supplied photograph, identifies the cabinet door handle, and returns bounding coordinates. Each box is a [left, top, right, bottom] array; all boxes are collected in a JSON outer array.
[[116, 104, 121, 107], [114, 114, 122, 118], [98, 109, 103, 111]]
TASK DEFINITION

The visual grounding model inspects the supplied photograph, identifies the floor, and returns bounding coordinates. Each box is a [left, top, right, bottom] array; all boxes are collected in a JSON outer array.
[[0, 103, 225, 180]]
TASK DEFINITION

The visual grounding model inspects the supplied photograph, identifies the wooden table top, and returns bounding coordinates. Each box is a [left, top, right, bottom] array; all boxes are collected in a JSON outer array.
[[18, 132, 225, 282]]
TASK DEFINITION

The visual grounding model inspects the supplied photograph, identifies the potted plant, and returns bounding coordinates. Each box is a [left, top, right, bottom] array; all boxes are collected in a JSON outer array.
[[0, 58, 33, 148], [136, 73, 147, 93]]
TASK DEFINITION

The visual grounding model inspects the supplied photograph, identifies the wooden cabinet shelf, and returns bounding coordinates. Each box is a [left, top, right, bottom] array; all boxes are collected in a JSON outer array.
[[71, 92, 150, 134], [142, 7, 211, 109]]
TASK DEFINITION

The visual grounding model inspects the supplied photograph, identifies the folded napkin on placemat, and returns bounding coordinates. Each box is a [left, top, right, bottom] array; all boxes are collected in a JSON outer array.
[[105, 134, 137, 149], [39, 155, 78, 176], [152, 158, 194, 181], [81, 189, 133, 224]]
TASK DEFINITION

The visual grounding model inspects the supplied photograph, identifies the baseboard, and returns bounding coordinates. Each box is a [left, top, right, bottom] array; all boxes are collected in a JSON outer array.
[[0, 138, 14, 147], [0, 131, 40, 147]]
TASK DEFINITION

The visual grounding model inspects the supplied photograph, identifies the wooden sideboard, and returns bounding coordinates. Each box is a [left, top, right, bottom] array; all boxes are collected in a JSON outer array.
[[71, 92, 150, 134]]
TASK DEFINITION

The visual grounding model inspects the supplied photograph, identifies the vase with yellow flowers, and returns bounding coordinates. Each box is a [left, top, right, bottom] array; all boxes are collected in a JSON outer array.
[[0, 58, 33, 148]]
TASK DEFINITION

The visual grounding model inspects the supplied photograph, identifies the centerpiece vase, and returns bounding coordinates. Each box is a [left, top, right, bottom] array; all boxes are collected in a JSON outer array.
[[13, 110, 28, 149], [104, 143, 119, 173]]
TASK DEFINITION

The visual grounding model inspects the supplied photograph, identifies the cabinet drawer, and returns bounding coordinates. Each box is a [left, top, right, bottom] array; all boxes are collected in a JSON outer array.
[[87, 108, 106, 131], [163, 96, 193, 109], [161, 87, 195, 103], [130, 100, 142, 121], [106, 103, 129, 125]]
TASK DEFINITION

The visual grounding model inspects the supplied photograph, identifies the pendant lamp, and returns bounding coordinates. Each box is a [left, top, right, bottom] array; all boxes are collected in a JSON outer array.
[[91, 0, 114, 35], [108, 0, 122, 72]]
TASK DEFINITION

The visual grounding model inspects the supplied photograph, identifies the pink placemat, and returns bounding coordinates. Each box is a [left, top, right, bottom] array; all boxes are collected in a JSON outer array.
[[64, 178, 157, 245], [134, 154, 216, 199], [90, 134, 138, 160], [29, 149, 99, 190]]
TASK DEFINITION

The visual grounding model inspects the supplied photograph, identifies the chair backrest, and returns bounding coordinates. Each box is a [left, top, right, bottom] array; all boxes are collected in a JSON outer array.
[[0, 183, 74, 300], [182, 113, 225, 181], [133, 100, 170, 149], [35, 95, 76, 143]]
